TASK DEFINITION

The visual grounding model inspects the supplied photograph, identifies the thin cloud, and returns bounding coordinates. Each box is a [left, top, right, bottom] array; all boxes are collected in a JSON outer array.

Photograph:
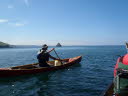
[[8, 5, 14, 9], [8, 23, 24, 27], [8, 21, 28, 27], [15, 23, 25, 27], [0, 19, 8, 23], [0, 18, 28, 27]]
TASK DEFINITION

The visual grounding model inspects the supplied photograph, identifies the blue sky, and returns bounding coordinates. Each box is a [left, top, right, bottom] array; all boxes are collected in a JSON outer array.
[[0, 0, 128, 45]]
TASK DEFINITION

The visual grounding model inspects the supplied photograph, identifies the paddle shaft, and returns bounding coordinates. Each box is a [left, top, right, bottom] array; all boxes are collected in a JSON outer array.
[[53, 49, 63, 65]]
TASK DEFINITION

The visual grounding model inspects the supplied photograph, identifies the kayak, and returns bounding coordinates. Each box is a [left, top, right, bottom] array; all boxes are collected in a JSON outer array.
[[0, 56, 82, 77]]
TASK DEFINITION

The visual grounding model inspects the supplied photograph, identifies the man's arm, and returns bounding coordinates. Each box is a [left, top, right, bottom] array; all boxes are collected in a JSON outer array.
[[49, 55, 63, 61], [49, 55, 57, 60], [48, 48, 55, 53], [48, 48, 62, 61]]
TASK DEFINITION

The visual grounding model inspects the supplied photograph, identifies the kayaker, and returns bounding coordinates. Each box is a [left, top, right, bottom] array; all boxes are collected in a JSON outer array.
[[37, 44, 58, 67]]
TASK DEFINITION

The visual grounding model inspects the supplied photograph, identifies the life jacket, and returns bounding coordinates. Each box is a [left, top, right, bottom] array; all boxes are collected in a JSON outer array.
[[114, 54, 128, 77]]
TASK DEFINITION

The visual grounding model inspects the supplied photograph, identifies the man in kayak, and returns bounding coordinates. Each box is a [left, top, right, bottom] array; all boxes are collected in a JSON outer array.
[[37, 44, 58, 67]]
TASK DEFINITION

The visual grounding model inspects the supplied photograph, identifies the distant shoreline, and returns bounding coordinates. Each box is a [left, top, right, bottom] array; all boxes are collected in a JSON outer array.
[[0, 45, 124, 49]]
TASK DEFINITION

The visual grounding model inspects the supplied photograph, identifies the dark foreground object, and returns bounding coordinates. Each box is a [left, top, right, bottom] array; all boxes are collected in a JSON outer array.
[[0, 56, 82, 77], [101, 83, 114, 96]]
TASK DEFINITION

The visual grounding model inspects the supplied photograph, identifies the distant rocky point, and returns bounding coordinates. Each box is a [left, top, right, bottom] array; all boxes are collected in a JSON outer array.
[[56, 43, 62, 47], [0, 41, 11, 48]]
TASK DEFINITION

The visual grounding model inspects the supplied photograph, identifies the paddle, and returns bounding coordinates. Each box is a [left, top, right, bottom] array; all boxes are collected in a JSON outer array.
[[48, 48, 55, 53], [53, 49, 63, 65]]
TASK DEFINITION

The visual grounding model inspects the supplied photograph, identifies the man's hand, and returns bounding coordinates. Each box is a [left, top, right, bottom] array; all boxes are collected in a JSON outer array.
[[51, 48, 55, 51], [48, 48, 55, 53]]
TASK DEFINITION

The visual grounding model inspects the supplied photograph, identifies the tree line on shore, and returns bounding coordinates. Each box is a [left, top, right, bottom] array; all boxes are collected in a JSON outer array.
[[0, 41, 62, 48], [0, 41, 10, 48]]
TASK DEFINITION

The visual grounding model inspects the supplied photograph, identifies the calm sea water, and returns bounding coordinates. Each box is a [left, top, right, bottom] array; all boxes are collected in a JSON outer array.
[[0, 46, 126, 96]]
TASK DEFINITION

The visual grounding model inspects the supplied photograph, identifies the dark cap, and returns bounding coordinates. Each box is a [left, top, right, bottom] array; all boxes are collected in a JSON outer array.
[[42, 44, 48, 50]]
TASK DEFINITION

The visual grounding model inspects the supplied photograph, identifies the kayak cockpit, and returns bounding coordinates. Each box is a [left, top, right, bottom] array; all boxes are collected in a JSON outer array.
[[9, 56, 81, 70], [10, 60, 68, 70]]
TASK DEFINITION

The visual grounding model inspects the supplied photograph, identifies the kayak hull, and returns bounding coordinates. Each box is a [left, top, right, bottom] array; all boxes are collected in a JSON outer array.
[[0, 56, 82, 77]]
